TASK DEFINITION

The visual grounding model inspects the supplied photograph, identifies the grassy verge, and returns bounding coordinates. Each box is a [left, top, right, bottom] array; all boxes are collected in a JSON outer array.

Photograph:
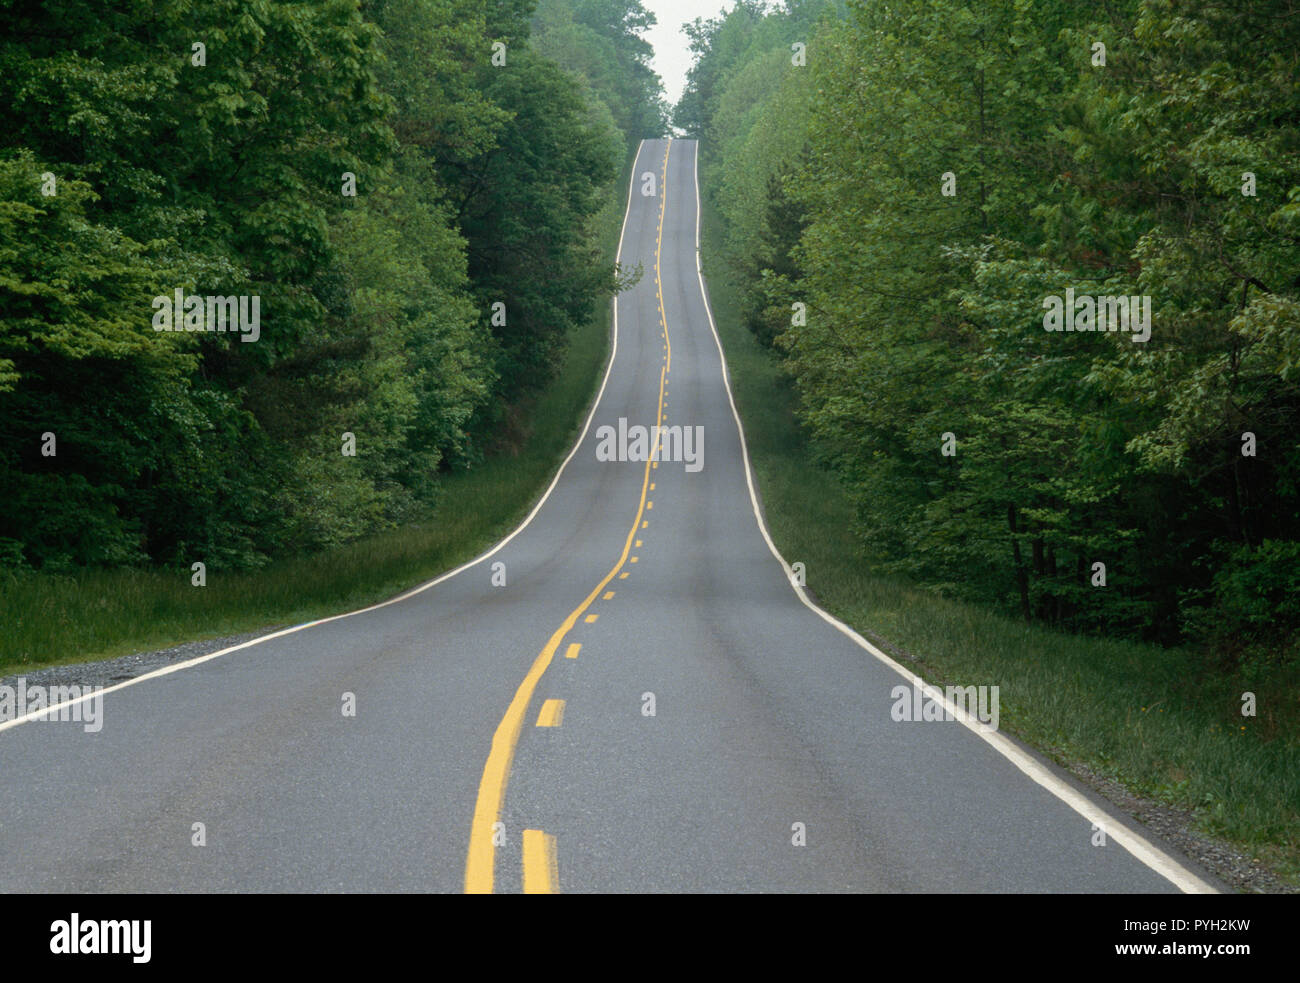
[[0, 162, 630, 677], [700, 200, 1299, 888]]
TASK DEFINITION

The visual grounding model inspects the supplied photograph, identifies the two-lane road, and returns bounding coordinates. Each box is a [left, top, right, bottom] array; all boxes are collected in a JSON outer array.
[[0, 139, 1220, 894]]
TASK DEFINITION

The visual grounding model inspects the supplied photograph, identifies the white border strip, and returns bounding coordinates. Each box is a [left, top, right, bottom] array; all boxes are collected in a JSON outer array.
[[0, 141, 650, 738], [687, 140, 1217, 895]]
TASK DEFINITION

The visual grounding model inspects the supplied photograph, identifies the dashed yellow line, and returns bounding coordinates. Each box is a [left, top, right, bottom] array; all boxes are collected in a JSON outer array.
[[584, 614, 599, 624], [564, 643, 581, 660], [462, 140, 675, 895], [522, 830, 558, 894], [536, 699, 565, 728], [603, 591, 615, 600]]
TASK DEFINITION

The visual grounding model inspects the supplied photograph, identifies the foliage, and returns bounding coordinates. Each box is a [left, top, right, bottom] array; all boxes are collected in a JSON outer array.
[[0, 0, 663, 570], [682, 0, 1300, 654]]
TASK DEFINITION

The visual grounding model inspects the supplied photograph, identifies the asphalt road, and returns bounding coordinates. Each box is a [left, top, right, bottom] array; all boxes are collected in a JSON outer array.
[[0, 139, 1222, 893]]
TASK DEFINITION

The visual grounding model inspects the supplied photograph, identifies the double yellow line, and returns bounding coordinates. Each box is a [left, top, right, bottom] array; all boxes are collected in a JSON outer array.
[[656, 144, 671, 372], [463, 139, 674, 894]]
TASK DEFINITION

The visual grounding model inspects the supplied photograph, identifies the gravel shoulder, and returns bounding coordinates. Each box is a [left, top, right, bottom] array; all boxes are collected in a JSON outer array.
[[0, 629, 283, 695]]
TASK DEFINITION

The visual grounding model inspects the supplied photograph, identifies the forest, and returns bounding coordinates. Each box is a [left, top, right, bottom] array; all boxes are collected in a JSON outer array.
[[0, 0, 665, 572], [678, 0, 1300, 673]]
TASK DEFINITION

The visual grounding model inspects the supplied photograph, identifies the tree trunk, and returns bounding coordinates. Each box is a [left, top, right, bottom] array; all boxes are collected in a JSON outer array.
[[1008, 503, 1031, 623]]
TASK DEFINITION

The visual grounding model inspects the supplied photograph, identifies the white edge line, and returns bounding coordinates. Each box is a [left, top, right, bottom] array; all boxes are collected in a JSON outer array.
[[687, 140, 1218, 896], [0, 140, 650, 738]]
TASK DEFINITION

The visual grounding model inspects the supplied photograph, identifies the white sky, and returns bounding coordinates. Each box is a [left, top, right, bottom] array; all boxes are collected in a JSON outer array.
[[643, 0, 734, 111]]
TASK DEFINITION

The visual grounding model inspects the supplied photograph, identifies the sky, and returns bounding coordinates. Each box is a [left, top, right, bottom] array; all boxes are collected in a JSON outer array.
[[643, 0, 733, 110]]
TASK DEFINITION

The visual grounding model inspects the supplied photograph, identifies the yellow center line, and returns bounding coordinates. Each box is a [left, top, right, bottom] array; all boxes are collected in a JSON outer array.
[[564, 643, 581, 659], [463, 139, 674, 895], [656, 144, 671, 372], [536, 699, 565, 728], [521, 830, 559, 894]]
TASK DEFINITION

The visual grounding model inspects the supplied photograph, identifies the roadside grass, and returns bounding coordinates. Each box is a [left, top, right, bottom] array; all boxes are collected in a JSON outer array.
[[700, 201, 1300, 888], [0, 160, 629, 677]]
